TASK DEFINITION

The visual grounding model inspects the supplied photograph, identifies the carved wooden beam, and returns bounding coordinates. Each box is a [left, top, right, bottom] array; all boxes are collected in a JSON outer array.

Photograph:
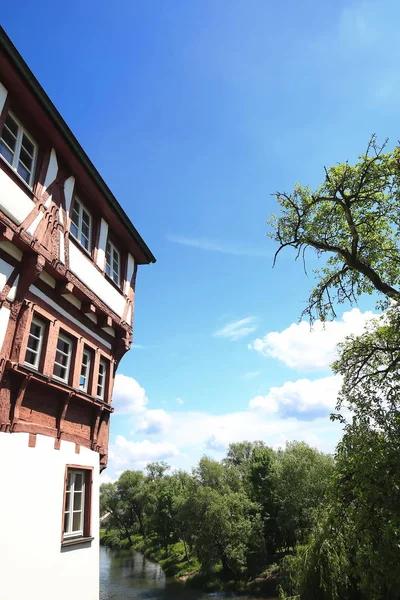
[[0, 224, 14, 243], [56, 281, 74, 296], [56, 391, 73, 440], [11, 374, 31, 430], [82, 302, 96, 316]]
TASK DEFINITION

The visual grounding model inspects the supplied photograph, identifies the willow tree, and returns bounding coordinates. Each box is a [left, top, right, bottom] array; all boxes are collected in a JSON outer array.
[[270, 135, 400, 321], [270, 136, 400, 599]]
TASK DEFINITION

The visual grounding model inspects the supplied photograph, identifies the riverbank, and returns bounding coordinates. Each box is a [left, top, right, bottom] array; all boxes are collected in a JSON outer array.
[[100, 530, 281, 597]]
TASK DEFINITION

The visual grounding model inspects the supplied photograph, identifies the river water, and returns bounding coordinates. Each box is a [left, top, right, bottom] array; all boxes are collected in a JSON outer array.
[[100, 546, 273, 600]]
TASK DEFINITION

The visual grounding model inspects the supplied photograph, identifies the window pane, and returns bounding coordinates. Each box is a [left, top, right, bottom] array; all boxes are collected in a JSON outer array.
[[53, 363, 66, 380], [55, 350, 68, 367], [21, 134, 34, 157], [1, 127, 17, 152], [0, 141, 14, 164], [72, 205, 80, 226], [31, 323, 41, 338], [80, 233, 89, 250], [82, 210, 91, 227], [72, 511, 82, 532], [28, 336, 40, 353], [74, 473, 83, 491], [17, 162, 30, 184], [5, 115, 18, 136], [70, 222, 78, 239], [19, 147, 33, 170], [25, 349, 36, 365], [57, 338, 70, 354], [65, 491, 71, 512], [64, 512, 70, 533], [73, 492, 82, 511]]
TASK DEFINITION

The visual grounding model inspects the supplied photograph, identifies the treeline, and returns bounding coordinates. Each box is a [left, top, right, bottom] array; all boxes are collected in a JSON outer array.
[[100, 441, 333, 587]]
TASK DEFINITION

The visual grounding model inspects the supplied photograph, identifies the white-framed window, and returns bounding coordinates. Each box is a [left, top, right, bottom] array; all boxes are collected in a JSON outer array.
[[0, 112, 37, 187], [63, 469, 86, 538], [24, 317, 45, 369], [53, 332, 73, 383], [97, 358, 108, 400], [79, 348, 91, 392], [70, 197, 92, 252], [105, 240, 121, 285]]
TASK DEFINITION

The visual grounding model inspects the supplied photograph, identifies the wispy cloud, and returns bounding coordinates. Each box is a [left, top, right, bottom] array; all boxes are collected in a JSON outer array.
[[166, 234, 270, 257], [176, 397, 185, 405], [241, 370, 262, 380], [213, 316, 258, 341]]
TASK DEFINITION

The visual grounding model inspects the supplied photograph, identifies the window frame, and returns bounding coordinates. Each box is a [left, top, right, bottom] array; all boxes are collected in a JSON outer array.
[[62, 466, 93, 544], [70, 197, 93, 253], [105, 239, 121, 286], [24, 316, 45, 370], [79, 347, 92, 393], [97, 357, 108, 400], [53, 332, 73, 384], [0, 111, 38, 188]]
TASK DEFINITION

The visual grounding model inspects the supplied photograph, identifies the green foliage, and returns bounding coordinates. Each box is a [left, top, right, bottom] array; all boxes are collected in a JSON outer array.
[[270, 136, 400, 321], [270, 136, 400, 598], [100, 442, 333, 591]]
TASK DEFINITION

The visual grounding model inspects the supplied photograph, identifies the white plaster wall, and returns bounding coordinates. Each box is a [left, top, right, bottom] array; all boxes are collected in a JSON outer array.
[[0, 433, 100, 600], [125, 253, 135, 295], [63, 176, 75, 217], [0, 82, 7, 114], [0, 257, 15, 293], [96, 218, 109, 269], [0, 167, 35, 225], [0, 241, 23, 261], [68, 241, 125, 318], [0, 305, 10, 351], [42, 148, 58, 193]]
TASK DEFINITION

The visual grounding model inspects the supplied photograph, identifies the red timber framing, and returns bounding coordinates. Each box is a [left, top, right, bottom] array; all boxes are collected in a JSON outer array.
[[0, 28, 155, 471]]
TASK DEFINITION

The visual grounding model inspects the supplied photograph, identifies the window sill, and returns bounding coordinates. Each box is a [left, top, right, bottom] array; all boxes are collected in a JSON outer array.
[[61, 536, 94, 547]]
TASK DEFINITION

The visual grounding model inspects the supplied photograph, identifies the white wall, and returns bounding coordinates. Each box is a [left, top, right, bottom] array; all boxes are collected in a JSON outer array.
[[0, 433, 100, 600], [68, 241, 125, 318], [0, 167, 35, 226]]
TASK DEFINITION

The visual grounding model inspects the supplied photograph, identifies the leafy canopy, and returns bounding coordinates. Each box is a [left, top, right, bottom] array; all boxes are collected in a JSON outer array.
[[269, 136, 400, 321]]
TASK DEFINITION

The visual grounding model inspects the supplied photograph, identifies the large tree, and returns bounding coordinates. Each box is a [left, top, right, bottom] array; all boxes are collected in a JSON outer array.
[[270, 136, 400, 321], [271, 138, 400, 599]]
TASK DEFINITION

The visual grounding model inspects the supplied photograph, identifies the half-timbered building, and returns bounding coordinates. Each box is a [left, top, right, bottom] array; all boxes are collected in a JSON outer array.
[[0, 27, 155, 599]]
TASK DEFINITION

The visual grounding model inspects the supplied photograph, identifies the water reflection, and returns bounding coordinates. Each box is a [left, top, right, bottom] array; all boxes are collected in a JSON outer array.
[[100, 546, 273, 600]]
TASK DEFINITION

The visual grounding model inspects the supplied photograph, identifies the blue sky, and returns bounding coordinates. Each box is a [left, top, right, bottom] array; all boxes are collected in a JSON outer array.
[[3, 1, 400, 476]]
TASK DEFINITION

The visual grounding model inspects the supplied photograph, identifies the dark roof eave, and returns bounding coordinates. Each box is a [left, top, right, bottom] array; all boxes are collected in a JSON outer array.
[[0, 27, 156, 264]]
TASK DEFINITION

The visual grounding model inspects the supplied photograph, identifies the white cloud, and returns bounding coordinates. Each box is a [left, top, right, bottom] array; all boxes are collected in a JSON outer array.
[[249, 308, 377, 370], [112, 374, 148, 414], [249, 375, 342, 417], [109, 436, 180, 471], [105, 372, 344, 478], [135, 409, 172, 435], [99, 472, 115, 485], [214, 316, 258, 341], [166, 234, 270, 257]]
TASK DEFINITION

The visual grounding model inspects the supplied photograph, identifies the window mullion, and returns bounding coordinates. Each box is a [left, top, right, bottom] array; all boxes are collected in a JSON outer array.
[[13, 126, 23, 170]]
